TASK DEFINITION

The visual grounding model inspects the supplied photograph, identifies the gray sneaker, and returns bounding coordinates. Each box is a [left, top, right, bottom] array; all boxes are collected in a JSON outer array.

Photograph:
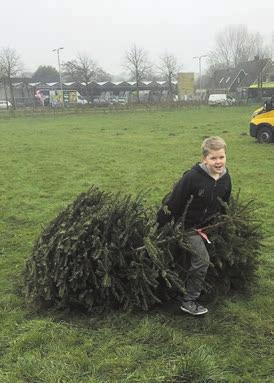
[[180, 300, 208, 316]]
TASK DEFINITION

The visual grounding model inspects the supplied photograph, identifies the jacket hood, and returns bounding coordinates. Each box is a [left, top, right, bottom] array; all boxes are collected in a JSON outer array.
[[191, 163, 228, 180]]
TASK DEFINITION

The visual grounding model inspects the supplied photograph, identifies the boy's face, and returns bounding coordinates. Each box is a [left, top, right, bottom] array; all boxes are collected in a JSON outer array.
[[202, 148, 226, 177]]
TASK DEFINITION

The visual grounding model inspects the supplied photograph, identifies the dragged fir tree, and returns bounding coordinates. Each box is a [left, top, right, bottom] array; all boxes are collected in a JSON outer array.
[[199, 193, 263, 294], [24, 186, 263, 311]]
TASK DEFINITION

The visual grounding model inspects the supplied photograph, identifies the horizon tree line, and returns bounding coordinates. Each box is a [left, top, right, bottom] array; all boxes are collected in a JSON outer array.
[[0, 25, 271, 108]]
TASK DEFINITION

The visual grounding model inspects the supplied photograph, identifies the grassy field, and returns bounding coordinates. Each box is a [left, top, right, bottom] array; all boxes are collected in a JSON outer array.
[[0, 105, 273, 382]]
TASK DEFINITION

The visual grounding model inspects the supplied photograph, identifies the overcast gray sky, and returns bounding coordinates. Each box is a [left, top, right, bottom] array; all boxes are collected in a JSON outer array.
[[2, 0, 273, 77]]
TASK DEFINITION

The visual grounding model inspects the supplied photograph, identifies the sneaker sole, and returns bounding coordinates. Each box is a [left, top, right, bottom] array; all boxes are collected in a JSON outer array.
[[180, 306, 208, 316]]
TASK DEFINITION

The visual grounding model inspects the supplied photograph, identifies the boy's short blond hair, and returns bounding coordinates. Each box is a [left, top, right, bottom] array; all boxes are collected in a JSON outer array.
[[201, 136, 227, 157]]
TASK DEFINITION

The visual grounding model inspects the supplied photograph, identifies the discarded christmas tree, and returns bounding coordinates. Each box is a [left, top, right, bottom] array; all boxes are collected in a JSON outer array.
[[24, 186, 263, 311]]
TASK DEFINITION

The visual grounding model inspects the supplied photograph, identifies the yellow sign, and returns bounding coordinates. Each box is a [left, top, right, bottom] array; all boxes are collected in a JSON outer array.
[[249, 82, 274, 89], [177, 72, 194, 96]]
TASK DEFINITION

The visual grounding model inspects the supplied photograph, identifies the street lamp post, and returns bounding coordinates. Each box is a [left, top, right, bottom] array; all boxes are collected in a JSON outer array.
[[53, 47, 64, 91], [193, 55, 208, 95]]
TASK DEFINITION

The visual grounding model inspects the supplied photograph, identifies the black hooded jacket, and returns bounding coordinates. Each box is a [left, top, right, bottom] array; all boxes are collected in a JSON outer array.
[[157, 163, 232, 229]]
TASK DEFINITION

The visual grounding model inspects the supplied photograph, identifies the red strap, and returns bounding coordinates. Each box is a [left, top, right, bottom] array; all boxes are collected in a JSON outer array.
[[195, 228, 211, 244]]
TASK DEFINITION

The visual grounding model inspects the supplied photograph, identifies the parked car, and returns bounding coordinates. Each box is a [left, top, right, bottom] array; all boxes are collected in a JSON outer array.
[[250, 97, 274, 143], [76, 94, 88, 105], [92, 98, 111, 107], [208, 94, 236, 106], [0, 100, 12, 109], [118, 97, 127, 105]]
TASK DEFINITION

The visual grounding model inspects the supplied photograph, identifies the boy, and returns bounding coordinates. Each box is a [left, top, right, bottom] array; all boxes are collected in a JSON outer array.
[[157, 136, 232, 316]]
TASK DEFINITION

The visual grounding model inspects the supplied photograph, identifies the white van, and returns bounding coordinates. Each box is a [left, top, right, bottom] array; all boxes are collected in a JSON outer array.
[[0, 100, 12, 109], [77, 94, 88, 105], [208, 94, 236, 106]]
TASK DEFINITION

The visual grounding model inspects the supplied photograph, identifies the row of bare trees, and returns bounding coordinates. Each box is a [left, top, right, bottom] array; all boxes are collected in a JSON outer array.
[[59, 25, 271, 96], [207, 25, 270, 75], [124, 45, 180, 102], [0, 25, 271, 107], [0, 45, 180, 107], [33, 49, 181, 102]]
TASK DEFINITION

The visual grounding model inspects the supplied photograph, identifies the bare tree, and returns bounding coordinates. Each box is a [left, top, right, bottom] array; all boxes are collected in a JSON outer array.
[[94, 67, 112, 82], [62, 54, 97, 86], [62, 53, 111, 101], [252, 32, 271, 59], [125, 44, 151, 102], [0, 47, 22, 108], [208, 25, 269, 70], [158, 53, 181, 99], [142, 67, 162, 81], [62, 53, 111, 85]]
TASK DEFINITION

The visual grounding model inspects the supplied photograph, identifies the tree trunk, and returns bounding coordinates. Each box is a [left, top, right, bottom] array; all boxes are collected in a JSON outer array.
[[8, 76, 16, 109], [3, 78, 9, 109]]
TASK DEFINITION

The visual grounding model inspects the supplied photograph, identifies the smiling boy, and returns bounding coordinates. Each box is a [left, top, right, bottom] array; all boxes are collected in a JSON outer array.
[[157, 136, 232, 315]]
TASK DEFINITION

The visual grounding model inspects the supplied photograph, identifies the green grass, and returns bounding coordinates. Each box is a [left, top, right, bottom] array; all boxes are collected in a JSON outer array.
[[0, 105, 273, 382]]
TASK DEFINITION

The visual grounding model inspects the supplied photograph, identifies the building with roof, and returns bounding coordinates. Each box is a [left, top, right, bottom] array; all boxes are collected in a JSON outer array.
[[208, 57, 274, 101], [0, 78, 178, 106]]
